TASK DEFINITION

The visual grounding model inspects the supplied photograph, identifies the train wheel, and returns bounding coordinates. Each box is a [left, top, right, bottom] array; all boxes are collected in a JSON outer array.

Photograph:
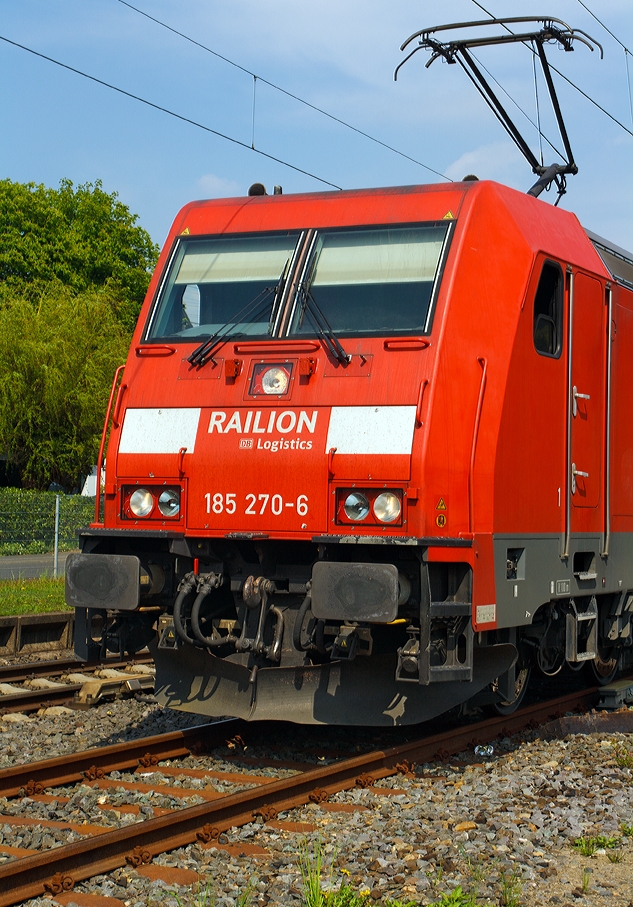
[[589, 645, 619, 685], [492, 666, 531, 715]]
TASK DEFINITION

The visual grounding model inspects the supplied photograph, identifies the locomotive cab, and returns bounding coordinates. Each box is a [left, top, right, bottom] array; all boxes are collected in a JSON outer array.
[[66, 179, 633, 725]]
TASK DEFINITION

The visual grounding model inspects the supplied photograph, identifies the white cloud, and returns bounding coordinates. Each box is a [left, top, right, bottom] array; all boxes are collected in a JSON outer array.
[[197, 173, 241, 197]]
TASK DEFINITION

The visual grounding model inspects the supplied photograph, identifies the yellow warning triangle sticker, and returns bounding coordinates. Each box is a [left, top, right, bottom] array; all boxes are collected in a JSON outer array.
[[180, 227, 190, 235], [442, 211, 454, 220], [436, 497, 447, 510]]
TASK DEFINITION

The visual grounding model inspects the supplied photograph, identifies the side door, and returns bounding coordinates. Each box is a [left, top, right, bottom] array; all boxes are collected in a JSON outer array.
[[568, 271, 606, 534]]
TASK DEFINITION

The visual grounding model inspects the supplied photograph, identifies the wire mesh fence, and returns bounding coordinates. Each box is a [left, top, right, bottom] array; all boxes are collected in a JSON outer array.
[[0, 489, 95, 558]]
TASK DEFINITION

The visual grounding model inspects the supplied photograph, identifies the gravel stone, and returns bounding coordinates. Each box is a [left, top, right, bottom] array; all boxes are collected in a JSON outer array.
[[0, 686, 631, 906]]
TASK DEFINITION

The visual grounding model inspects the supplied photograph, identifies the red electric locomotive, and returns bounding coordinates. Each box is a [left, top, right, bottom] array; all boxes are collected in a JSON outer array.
[[65, 176, 633, 725], [65, 17, 633, 725]]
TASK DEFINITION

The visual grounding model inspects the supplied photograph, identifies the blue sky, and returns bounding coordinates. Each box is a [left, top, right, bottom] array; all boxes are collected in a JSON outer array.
[[2, 1, 631, 250]]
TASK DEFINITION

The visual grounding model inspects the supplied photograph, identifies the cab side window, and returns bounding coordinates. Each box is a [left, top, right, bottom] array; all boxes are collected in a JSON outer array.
[[533, 261, 563, 358]]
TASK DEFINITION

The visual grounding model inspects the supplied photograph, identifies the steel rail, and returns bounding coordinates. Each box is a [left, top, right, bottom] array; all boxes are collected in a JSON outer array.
[[0, 684, 85, 714], [0, 687, 599, 905], [0, 656, 155, 714], [0, 719, 243, 799], [0, 654, 153, 684]]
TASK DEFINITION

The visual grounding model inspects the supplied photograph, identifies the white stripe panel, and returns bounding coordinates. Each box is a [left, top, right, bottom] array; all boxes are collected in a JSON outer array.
[[326, 406, 416, 455], [119, 408, 201, 454]]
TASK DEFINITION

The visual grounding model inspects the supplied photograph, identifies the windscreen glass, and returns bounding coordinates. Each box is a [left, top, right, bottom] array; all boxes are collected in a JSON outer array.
[[145, 233, 301, 341], [289, 223, 450, 337]]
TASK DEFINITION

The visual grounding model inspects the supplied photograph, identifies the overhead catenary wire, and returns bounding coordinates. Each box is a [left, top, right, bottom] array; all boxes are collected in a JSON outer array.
[[470, 0, 633, 139], [0, 33, 342, 191], [574, 0, 633, 131], [115, 0, 451, 182], [574, 0, 631, 54]]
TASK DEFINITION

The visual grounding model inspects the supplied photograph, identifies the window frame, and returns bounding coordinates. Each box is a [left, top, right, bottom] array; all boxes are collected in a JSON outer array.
[[533, 259, 564, 359], [142, 229, 303, 343]]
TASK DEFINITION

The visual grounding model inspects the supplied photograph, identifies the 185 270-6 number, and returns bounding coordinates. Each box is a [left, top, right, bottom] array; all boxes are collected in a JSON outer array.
[[204, 492, 308, 517]]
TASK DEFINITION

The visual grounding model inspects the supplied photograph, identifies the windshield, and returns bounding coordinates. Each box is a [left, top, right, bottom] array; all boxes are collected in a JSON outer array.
[[145, 223, 452, 343], [145, 232, 301, 342], [289, 224, 450, 337]]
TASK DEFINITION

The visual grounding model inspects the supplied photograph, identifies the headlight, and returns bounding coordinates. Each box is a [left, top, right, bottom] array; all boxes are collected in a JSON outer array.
[[129, 488, 154, 517], [344, 492, 370, 521], [373, 492, 401, 523], [262, 366, 290, 395], [158, 489, 180, 517]]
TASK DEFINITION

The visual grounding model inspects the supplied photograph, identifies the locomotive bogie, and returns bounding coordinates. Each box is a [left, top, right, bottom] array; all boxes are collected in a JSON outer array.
[[66, 179, 633, 724]]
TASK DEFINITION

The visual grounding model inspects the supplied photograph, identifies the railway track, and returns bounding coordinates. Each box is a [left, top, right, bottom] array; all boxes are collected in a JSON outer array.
[[0, 654, 154, 713], [0, 684, 604, 906]]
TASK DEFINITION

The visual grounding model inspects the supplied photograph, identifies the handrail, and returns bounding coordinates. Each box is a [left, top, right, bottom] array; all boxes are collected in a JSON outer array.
[[384, 338, 430, 351], [135, 345, 176, 356], [93, 365, 125, 525], [232, 341, 320, 354], [468, 357, 488, 533], [562, 267, 574, 560], [601, 283, 613, 557], [112, 383, 128, 429], [415, 380, 429, 427], [327, 447, 337, 478]]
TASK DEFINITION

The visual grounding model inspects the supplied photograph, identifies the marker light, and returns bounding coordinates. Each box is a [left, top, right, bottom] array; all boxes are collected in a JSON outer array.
[[344, 492, 370, 521], [373, 492, 401, 523], [249, 362, 293, 396], [158, 489, 180, 517], [129, 488, 154, 517], [262, 366, 290, 394]]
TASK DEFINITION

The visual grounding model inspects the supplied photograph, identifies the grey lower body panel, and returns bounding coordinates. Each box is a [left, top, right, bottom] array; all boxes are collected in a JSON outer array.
[[493, 531, 633, 627], [151, 642, 516, 727]]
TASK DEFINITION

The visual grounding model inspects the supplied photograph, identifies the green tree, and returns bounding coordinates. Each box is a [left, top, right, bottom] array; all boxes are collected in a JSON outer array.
[[0, 178, 159, 331], [0, 286, 130, 490]]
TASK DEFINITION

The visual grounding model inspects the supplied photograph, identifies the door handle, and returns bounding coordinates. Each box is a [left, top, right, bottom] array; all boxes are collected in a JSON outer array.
[[572, 385, 590, 417], [571, 462, 589, 494]]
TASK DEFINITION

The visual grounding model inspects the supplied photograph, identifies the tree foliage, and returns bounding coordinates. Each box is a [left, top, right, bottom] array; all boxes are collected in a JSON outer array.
[[0, 178, 159, 331], [0, 178, 158, 490], [0, 286, 130, 490]]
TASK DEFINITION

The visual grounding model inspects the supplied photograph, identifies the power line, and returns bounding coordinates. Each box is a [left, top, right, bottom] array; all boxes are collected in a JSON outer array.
[[116, 0, 451, 182], [470, 0, 633, 139], [0, 33, 342, 190], [574, 0, 633, 131], [574, 0, 631, 55]]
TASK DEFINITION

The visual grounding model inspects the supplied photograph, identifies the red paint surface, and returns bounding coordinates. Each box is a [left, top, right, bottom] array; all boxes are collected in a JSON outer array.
[[101, 179, 632, 630]]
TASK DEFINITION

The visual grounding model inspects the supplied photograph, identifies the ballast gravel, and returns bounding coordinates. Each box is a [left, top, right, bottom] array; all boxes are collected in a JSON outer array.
[[0, 695, 631, 907]]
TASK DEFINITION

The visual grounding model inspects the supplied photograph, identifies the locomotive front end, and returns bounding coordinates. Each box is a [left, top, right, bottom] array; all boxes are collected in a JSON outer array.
[[66, 183, 518, 725]]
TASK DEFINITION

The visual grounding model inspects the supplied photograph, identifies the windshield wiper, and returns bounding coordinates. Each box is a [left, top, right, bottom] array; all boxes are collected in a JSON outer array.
[[187, 264, 289, 368], [297, 284, 350, 367]]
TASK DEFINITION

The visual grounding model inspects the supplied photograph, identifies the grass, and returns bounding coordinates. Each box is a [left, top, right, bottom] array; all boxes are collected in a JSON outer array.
[[0, 575, 70, 616], [572, 834, 620, 856], [428, 889, 478, 906], [614, 744, 633, 769], [499, 870, 522, 907], [171, 838, 535, 907], [294, 837, 503, 907], [173, 878, 255, 907], [581, 868, 591, 893], [297, 837, 374, 907]]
